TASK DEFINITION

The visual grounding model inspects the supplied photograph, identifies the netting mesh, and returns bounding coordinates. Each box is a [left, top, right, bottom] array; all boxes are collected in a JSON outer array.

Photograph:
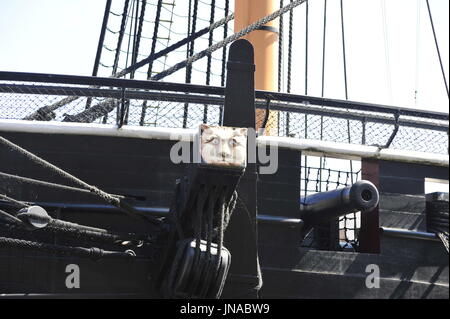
[[97, 0, 233, 86], [1, 82, 447, 251], [1, 84, 447, 154], [300, 156, 362, 250]]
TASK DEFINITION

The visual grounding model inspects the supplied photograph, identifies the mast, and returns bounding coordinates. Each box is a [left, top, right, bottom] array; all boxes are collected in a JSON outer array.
[[235, 0, 279, 134]]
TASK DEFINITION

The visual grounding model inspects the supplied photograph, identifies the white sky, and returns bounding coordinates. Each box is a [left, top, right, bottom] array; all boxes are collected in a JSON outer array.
[[0, 0, 448, 113]]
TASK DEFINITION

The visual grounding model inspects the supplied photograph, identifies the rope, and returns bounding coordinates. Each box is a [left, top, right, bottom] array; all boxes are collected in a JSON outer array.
[[0, 193, 29, 209], [138, 0, 161, 126], [186, 0, 200, 84], [23, 13, 234, 123], [125, 0, 137, 80], [113, 0, 131, 75], [188, 188, 207, 297], [319, 0, 328, 192], [182, 0, 200, 128], [0, 208, 23, 225], [304, 0, 309, 199], [13, 210, 151, 246], [131, 0, 147, 79], [0, 236, 136, 260], [0, 171, 123, 198], [0, 135, 161, 226], [278, 0, 284, 93], [287, 0, 294, 94], [219, 0, 230, 124], [285, 0, 294, 136], [427, 198, 449, 253], [23, 0, 306, 124], [425, 0, 449, 98], [203, 0, 217, 124], [117, 14, 234, 79], [147, 0, 162, 79], [206, 0, 217, 87], [151, 0, 307, 81], [60, 14, 235, 124]]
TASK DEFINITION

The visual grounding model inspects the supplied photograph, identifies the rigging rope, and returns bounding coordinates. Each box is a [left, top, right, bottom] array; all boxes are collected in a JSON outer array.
[[131, 0, 147, 79], [151, 0, 307, 81], [319, 0, 328, 193], [425, 0, 449, 98], [11, 209, 152, 246], [34, 0, 306, 124], [219, 0, 230, 123], [113, 0, 131, 76], [0, 236, 137, 260], [0, 193, 29, 209], [0, 208, 23, 225], [287, 0, 294, 94], [23, 13, 235, 122], [278, 0, 284, 93], [285, 0, 294, 136], [203, 0, 217, 124], [0, 171, 125, 198], [183, 0, 200, 128], [139, 0, 162, 126], [0, 135, 161, 226], [303, 0, 309, 199]]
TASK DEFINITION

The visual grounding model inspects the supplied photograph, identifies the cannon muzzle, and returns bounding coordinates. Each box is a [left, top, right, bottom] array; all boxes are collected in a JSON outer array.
[[300, 180, 379, 226]]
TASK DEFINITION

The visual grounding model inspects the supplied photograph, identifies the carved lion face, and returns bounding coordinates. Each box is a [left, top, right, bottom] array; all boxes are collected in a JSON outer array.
[[200, 124, 247, 168]]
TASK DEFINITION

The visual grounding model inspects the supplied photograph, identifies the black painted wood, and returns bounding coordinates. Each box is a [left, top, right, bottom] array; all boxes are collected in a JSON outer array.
[[221, 39, 260, 298], [379, 160, 449, 195]]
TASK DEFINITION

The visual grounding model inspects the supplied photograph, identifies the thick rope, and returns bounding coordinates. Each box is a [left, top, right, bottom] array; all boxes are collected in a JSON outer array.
[[0, 193, 29, 209], [0, 171, 122, 198], [152, 0, 307, 81], [0, 236, 136, 260], [425, 0, 449, 98], [278, 0, 284, 93], [24, 0, 305, 123], [285, 0, 294, 135], [138, 0, 161, 126], [220, 0, 230, 88], [0, 135, 160, 225], [130, 0, 147, 79], [203, 0, 217, 124], [23, 13, 235, 122], [13, 210, 151, 246], [113, 0, 131, 75], [0, 209, 24, 225]]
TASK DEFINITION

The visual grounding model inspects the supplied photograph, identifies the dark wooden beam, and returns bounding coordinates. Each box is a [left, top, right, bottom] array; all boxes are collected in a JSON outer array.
[[359, 159, 381, 253]]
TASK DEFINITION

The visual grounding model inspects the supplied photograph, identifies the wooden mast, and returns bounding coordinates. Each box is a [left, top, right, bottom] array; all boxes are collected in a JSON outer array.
[[235, 0, 279, 134]]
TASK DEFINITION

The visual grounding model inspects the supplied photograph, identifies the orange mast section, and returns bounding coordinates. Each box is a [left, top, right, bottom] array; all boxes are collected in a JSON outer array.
[[234, 0, 279, 134]]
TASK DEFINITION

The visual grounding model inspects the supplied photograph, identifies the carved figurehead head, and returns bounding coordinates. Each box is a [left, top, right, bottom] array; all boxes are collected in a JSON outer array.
[[199, 124, 247, 168]]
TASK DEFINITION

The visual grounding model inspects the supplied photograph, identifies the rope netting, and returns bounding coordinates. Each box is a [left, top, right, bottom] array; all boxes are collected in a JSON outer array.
[[1, 0, 449, 252]]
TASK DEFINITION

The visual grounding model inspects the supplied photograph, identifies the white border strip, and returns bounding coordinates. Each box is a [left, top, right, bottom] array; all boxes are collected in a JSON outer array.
[[0, 119, 195, 141], [258, 136, 449, 167], [0, 119, 448, 167]]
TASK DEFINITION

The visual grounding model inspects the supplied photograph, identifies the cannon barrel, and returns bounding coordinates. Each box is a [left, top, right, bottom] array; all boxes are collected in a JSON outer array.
[[300, 180, 379, 226]]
